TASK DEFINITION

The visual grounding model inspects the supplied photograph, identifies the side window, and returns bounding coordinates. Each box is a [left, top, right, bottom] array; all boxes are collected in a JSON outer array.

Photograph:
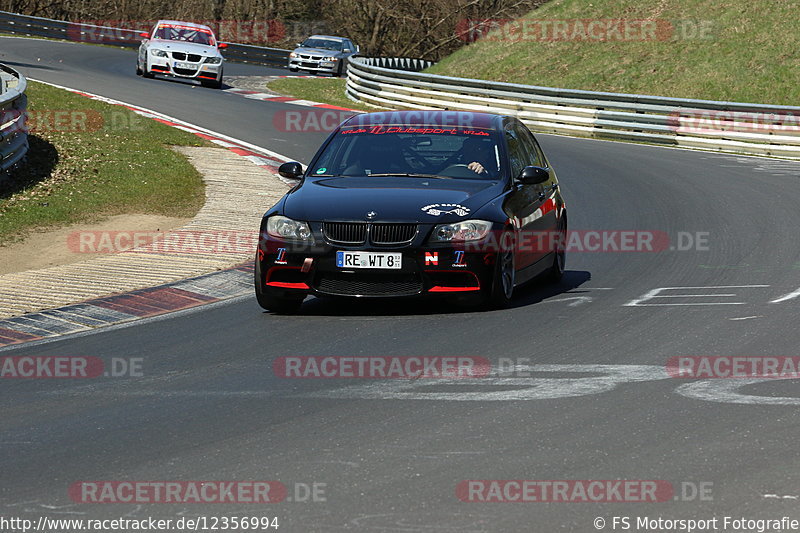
[[504, 127, 526, 178], [513, 122, 540, 167], [344, 40, 353, 51], [530, 137, 548, 168]]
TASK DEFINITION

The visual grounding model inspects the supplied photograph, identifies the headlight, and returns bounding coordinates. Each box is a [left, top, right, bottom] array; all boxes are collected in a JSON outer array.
[[323, 56, 338, 62], [429, 220, 492, 242], [289, 52, 298, 58], [205, 56, 222, 64], [266, 215, 314, 242], [150, 49, 167, 57]]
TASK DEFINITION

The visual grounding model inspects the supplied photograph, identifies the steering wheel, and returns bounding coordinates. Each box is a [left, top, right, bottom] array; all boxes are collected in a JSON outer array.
[[440, 164, 481, 178]]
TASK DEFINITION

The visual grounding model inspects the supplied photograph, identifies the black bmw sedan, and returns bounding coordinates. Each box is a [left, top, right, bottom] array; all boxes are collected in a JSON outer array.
[[255, 110, 567, 313]]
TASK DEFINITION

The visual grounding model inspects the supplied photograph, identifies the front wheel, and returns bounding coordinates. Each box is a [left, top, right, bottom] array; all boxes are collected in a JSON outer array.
[[546, 218, 566, 283], [201, 69, 223, 89], [142, 60, 154, 78], [256, 290, 304, 314], [482, 231, 515, 309]]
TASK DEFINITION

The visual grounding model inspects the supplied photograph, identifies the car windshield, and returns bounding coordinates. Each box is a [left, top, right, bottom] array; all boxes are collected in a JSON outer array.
[[301, 38, 343, 51], [310, 125, 504, 180], [154, 25, 215, 46]]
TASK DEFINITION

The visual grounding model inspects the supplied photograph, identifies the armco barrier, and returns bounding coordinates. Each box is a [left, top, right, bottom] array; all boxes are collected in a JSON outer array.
[[0, 11, 290, 67], [346, 56, 800, 159], [0, 64, 28, 172]]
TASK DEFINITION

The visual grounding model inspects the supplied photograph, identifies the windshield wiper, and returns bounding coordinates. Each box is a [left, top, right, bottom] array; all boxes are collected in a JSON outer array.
[[368, 173, 450, 179]]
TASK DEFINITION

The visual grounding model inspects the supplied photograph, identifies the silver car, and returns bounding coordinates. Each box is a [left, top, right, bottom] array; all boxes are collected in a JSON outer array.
[[288, 35, 359, 77], [137, 20, 226, 89]]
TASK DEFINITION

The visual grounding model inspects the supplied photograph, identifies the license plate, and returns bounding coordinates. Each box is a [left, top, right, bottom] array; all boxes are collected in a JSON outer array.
[[336, 251, 402, 269], [174, 62, 193, 69]]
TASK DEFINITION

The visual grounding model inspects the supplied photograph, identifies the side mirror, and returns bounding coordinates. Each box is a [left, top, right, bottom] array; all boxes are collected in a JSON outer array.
[[343, 48, 351, 53], [296, 42, 303, 47], [218, 42, 228, 49], [516, 166, 550, 185], [278, 161, 304, 179], [139, 32, 149, 39]]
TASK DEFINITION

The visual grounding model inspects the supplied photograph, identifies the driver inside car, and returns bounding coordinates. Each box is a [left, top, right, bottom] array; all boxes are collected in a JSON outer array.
[[443, 136, 496, 176]]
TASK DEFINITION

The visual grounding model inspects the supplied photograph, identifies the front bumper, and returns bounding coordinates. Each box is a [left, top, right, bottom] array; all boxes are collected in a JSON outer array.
[[256, 235, 495, 299], [288, 58, 339, 74], [149, 55, 222, 80]]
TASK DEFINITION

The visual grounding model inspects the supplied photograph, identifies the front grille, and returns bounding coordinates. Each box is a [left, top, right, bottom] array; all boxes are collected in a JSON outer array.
[[170, 52, 202, 62], [299, 54, 321, 60], [173, 67, 198, 76], [324, 222, 366, 244], [323, 222, 418, 246], [315, 272, 422, 296], [371, 223, 417, 245]]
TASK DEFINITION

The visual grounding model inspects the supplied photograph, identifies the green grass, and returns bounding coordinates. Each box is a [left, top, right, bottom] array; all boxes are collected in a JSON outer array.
[[266, 78, 377, 111], [0, 81, 207, 245], [427, 0, 800, 105]]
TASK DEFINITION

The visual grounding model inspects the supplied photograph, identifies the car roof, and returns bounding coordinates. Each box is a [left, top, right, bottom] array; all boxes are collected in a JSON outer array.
[[155, 20, 214, 32], [305, 35, 348, 41], [340, 110, 504, 130]]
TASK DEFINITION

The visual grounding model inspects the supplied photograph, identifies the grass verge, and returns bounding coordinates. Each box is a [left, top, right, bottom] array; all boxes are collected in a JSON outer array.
[[0, 81, 207, 246], [266, 77, 376, 111], [426, 0, 800, 105]]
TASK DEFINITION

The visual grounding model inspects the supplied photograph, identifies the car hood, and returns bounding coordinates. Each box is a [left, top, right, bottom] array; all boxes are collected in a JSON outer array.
[[283, 176, 504, 223], [148, 39, 221, 56], [293, 47, 342, 56]]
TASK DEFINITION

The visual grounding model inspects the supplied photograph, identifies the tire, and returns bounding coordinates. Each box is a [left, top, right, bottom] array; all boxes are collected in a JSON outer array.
[[482, 231, 515, 309], [335, 61, 343, 77], [254, 255, 304, 314], [546, 218, 567, 283], [201, 69, 223, 89], [256, 290, 304, 314], [142, 60, 154, 79], [136, 61, 142, 76]]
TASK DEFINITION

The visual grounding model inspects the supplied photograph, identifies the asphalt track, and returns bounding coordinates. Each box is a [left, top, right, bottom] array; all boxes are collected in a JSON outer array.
[[3, 37, 800, 532]]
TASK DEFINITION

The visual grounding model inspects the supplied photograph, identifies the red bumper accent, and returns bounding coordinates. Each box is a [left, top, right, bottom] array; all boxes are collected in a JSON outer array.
[[428, 286, 480, 293], [266, 281, 310, 289]]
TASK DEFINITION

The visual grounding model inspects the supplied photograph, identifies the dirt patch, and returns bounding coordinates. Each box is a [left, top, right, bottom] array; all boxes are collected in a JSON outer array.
[[0, 214, 190, 275]]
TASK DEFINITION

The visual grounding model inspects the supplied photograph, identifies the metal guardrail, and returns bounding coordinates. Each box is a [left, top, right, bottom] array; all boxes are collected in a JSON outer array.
[[360, 57, 434, 72], [0, 64, 28, 172], [346, 57, 800, 159], [0, 11, 290, 67]]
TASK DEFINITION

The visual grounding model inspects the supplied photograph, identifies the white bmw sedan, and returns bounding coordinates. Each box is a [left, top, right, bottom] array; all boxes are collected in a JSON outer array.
[[137, 20, 227, 88]]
